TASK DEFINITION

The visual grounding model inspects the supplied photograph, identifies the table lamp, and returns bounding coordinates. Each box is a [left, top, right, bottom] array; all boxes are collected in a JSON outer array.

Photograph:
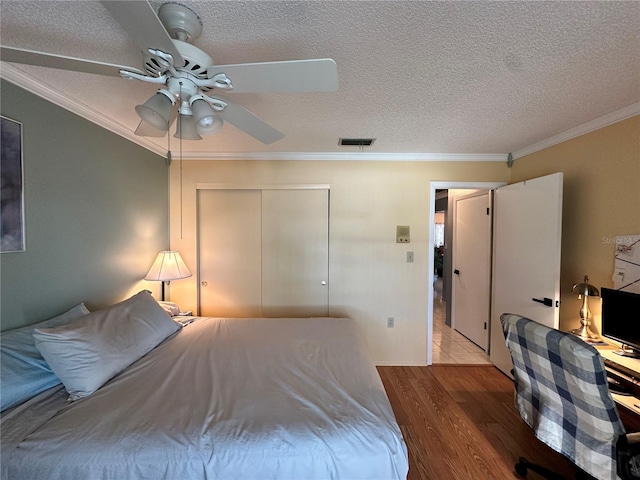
[[570, 275, 600, 340], [145, 250, 192, 301]]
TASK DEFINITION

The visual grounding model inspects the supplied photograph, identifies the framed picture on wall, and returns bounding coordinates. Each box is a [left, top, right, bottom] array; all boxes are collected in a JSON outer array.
[[1, 115, 25, 253]]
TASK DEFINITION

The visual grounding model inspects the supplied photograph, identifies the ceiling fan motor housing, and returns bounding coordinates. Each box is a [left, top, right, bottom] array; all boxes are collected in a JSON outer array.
[[143, 40, 215, 92], [157, 3, 203, 42]]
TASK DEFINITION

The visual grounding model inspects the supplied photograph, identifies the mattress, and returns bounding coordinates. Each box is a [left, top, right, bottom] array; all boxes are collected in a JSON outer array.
[[1, 317, 408, 480]]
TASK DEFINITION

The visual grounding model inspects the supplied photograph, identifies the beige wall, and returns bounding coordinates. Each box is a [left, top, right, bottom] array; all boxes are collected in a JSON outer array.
[[510, 115, 640, 333], [169, 160, 509, 364], [168, 116, 638, 363]]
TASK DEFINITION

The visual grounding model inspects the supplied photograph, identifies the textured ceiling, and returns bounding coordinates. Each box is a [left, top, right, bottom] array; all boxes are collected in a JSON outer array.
[[1, 1, 639, 159]]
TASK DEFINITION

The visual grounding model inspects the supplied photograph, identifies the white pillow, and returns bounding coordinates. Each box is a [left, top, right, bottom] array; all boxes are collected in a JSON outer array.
[[33, 291, 179, 401], [158, 301, 181, 317]]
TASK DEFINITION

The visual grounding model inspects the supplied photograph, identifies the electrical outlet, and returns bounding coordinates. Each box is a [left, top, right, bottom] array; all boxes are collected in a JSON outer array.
[[387, 317, 395, 328]]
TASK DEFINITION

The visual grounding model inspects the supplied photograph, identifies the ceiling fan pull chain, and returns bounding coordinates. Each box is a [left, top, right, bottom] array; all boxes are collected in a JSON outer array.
[[178, 82, 184, 240]]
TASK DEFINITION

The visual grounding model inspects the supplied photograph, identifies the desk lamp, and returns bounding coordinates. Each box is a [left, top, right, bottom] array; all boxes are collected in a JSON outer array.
[[570, 275, 600, 340], [145, 251, 192, 301]]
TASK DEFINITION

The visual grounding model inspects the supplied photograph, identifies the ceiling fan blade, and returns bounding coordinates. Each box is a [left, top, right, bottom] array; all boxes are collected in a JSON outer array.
[[0, 46, 146, 78], [207, 58, 338, 93], [134, 108, 178, 137], [100, 0, 185, 67], [216, 98, 284, 144]]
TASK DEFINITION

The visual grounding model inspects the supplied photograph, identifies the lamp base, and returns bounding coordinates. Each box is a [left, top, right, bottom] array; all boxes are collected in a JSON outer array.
[[570, 323, 600, 341], [161, 280, 169, 302]]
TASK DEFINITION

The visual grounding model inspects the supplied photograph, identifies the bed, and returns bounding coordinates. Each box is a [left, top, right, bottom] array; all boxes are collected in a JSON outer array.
[[1, 292, 408, 479]]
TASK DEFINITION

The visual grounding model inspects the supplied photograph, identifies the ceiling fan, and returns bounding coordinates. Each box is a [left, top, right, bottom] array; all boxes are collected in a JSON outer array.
[[0, 1, 338, 144]]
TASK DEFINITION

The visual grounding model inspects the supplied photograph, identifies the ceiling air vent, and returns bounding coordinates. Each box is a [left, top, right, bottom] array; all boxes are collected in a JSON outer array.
[[339, 138, 376, 147]]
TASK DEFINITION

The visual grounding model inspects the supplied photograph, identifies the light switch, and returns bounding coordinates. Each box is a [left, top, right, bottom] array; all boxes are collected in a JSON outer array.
[[407, 251, 414, 263]]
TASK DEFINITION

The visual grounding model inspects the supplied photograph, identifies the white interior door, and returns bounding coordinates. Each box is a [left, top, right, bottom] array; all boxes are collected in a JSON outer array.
[[452, 192, 491, 350], [490, 173, 564, 375], [198, 190, 262, 317], [262, 189, 329, 317]]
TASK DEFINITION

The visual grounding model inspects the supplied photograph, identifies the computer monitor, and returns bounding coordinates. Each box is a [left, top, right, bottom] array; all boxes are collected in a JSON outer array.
[[601, 287, 640, 357]]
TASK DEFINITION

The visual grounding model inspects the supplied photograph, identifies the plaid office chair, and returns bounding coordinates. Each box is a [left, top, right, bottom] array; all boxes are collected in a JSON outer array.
[[500, 313, 640, 480]]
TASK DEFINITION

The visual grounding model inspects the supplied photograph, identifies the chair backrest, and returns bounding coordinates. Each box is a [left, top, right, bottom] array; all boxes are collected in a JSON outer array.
[[501, 313, 625, 480]]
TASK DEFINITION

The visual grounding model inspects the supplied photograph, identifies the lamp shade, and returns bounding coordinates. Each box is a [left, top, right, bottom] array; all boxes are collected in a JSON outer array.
[[174, 114, 202, 140], [135, 92, 173, 130], [572, 275, 599, 297], [145, 251, 192, 282], [191, 98, 224, 136]]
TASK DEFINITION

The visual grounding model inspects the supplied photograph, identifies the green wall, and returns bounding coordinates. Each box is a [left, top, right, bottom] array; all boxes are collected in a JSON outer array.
[[0, 80, 168, 331]]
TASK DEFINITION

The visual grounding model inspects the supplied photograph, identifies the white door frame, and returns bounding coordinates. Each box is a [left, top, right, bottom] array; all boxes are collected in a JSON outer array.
[[427, 181, 506, 365]]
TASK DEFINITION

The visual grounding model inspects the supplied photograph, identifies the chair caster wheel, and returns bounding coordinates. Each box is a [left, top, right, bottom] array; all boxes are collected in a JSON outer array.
[[515, 457, 529, 477]]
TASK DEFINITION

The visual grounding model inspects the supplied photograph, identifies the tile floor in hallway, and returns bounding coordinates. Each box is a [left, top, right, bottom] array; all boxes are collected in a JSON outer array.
[[432, 279, 491, 365]]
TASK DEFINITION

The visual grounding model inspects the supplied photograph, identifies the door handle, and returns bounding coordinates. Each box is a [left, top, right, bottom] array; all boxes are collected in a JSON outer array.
[[321, 281, 327, 286], [454, 269, 460, 275], [532, 297, 553, 307]]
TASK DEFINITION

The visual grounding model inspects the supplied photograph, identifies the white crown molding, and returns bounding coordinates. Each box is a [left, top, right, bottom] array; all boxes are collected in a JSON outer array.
[[182, 151, 508, 162], [0, 64, 167, 157], [512, 102, 640, 160]]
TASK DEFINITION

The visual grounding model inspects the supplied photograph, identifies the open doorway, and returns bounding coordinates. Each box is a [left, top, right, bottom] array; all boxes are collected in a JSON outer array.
[[427, 181, 506, 365], [432, 189, 491, 364]]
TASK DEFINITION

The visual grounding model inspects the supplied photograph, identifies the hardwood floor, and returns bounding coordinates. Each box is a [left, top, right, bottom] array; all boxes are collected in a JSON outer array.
[[378, 365, 580, 480]]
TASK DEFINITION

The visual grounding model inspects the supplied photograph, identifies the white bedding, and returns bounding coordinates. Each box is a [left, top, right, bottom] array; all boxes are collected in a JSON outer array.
[[1, 317, 408, 480]]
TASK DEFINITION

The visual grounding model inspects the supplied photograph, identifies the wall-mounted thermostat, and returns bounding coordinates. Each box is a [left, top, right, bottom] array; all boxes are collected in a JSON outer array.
[[396, 225, 410, 243]]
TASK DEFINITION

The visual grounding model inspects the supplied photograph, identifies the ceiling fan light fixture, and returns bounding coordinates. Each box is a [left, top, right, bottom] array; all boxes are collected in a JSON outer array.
[[191, 98, 223, 136], [196, 115, 223, 136], [174, 114, 202, 140], [135, 90, 174, 130]]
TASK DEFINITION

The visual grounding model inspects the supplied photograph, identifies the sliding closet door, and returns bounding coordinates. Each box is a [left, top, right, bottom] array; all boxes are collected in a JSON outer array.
[[198, 190, 262, 317], [261, 189, 329, 317], [198, 187, 329, 318]]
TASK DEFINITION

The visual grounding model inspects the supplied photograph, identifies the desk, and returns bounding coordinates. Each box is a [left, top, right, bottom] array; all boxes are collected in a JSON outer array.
[[597, 346, 640, 430]]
